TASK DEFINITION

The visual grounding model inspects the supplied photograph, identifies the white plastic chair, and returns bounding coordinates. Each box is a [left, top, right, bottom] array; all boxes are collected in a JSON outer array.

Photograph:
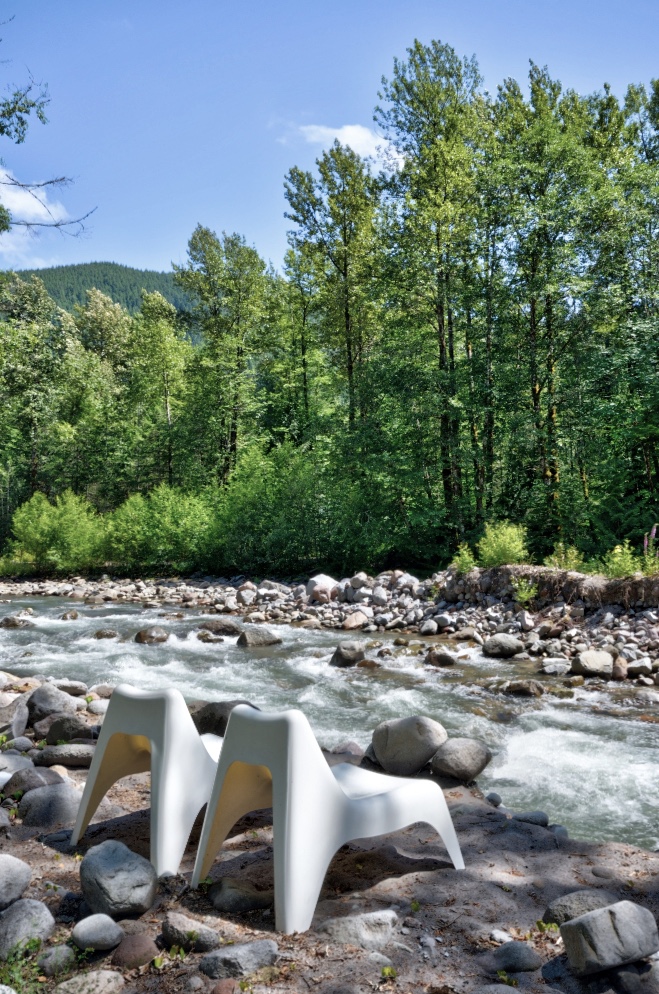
[[71, 684, 222, 877], [191, 705, 464, 934]]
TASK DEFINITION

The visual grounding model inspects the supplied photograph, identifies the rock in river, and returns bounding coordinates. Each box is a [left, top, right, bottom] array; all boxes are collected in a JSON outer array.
[[330, 640, 365, 667], [431, 738, 492, 782], [134, 626, 169, 644], [571, 650, 613, 677], [483, 634, 524, 658], [236, 627, 282, 647], [372, 715, 447, 776]]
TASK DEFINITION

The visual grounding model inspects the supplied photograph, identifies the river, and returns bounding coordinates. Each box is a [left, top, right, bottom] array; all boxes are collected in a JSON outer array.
[[2, 597, 658, 850]]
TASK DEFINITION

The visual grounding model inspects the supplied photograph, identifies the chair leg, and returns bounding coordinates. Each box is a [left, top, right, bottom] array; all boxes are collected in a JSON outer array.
[[71, 734, 150, 845], [422, 795, 465, 871], [273, 831, 337, 934], [192, 762, 273, 887]]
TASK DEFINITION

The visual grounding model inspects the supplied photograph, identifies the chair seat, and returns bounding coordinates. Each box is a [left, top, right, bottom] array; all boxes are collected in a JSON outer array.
[[331, 762, 412, 799]]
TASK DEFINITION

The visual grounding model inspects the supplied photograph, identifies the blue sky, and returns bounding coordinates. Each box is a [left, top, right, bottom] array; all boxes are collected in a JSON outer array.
[[3, 0, 659, 273]]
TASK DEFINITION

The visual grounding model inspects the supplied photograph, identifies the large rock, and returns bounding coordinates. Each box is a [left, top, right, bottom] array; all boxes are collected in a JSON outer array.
[[0, 754, 32, 776], [306, 574, 338, 603], [236, 627, 282, 647], [199, 618, 242, 635], [0, 616, 33, 629], [54, 971, 125, 993], [134, 626, 169, 644], [491, 940, 542, 972], [46, 714, 95, 745], [94, 629, 119, 640], [543, 889, 619, 926], [0, 698, 28, 739], [199, 939, 279, 979], [483, 634, 524, 658], [53, 679, 88, 697], [72, 914, 124, 951], [372, 716, 447, 776], [431, 738, 492, 781], [0, 855, 31, 911], [571, 650, 613, 678], [561, 901, 659, 976], [35, 744, 95, 768], [425, 648, 458, 667], [28, 684, 77, 725], [330, 640, 366, 668], [0, 898, 55, 959], [208, 878, 273, 913], [18, 782, 82, 828], [37, 944, 76, 977], [190, 701, 259, 737], [111, 933, 159, 968], [318, 909, 398, 950], [161, 911, 220, 952], [2, 767, 63, 797], [80, 841, 158, 918], [342, 611, 369, 630]]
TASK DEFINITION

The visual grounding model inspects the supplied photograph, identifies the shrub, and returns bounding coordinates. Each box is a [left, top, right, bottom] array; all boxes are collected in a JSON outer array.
[[600, 540, 641, 579], [450, 542, 477, 574], [511, 576, 537, 605], [544, 542, 585, 571], [10, 490, 103, 571], [477, 521, 529, 568]]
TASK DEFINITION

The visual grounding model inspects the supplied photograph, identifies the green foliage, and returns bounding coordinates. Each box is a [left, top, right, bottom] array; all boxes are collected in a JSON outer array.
[[600, 540, 642, 578], [10, 490, 104, 571], [477, 522, 530, 568], [381, 966, 397, 979], [451, 543, 477, 574], [510, 577, 538, 605], [496, 970, 518, 987], [544, 543, 585, 571], [0, 937, 43, 994]]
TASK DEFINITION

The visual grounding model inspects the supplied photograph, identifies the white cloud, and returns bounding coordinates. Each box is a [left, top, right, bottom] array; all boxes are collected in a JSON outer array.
[[0, 168, 70, 268], [298, 124, 388, 159]]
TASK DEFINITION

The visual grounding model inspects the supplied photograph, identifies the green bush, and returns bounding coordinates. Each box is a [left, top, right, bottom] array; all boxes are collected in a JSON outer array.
[[511, 576, 537, 605], [477, 521, 530, 568], [10, 490, 104, 571], [544, 542, 585, 571], [106, 485, 213, 571], [450, 542, 477, 574], [600, 540, 641, 578]]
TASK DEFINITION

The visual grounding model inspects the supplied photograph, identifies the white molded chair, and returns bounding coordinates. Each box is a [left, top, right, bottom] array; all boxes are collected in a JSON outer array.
[[191, 705, 464, 934], [71, 684, 222, 877]]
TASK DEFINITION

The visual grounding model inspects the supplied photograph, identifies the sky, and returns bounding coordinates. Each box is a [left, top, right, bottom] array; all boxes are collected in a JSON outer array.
[[2, 0, 659, 273]]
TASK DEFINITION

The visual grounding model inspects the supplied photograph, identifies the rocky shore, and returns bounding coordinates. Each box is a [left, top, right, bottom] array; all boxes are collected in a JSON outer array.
[[0, 570, 657, 992]]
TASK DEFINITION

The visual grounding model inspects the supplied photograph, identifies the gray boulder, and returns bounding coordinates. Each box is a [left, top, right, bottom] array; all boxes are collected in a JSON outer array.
[[35, 744, 95, 768], [2, 767, 63, 797], [28, 685, 77, 725], [571, 650, 613, 678], [190, 700, 259, 737], [54, 679, 88, 697], [236, 627, 282, 647], [430, 738, 492, 781], [80, 840, 158, 918], [419, 619, 438, 636], [0, 754, 32, 775], [0, 855, 31, 911], [318, 909, 398, 950], [491, 940, 542, 972], [543, 889, 619, 926], [161, 911, 219, 952], [18, 782, 82, 828], [134, 626, 168, 644], [54, 971, 125, 993], [0, 898, 55, 959], [434, 614, 452, 629], [208, 878, 273, 913], [560, 900, 659, 976], [372, 716, 447, 776], [541, 659, 571, 676], [46, 715, 95, 745], [199, 618, 241, 635], [37, 944, 76, 977], [72, 914, 124, 951], [0, 699, 28, 739], [199, 939, 279, 978], [425, 648, 458, 667], [93, 629, 119, 640], [0, 616, 32, 629], [483, 634, 524, 658], [330, 640, 366, 667]]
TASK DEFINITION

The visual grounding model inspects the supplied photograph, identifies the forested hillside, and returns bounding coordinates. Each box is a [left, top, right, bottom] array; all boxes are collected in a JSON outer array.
[[16, 262, 190, 313], [2, 39, 659, 576]]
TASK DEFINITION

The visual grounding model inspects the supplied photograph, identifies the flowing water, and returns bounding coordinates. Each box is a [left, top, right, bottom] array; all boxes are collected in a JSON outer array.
[[3, 598, 659, 850]]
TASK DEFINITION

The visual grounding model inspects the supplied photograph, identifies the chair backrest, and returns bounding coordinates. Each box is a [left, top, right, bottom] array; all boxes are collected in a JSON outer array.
[[221, 704, 340, 797], [102, 684, 202, 754]]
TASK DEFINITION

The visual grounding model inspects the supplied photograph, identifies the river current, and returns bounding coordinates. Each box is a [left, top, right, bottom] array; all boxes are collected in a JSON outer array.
[[2, 597, 658, 850]]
